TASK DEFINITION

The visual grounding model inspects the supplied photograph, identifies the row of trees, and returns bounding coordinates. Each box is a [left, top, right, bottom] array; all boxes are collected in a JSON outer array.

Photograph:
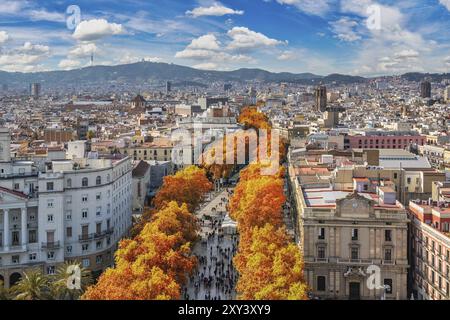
[[82, 166, 212, 300], [229, 106, 308, 300], [200, 106, 287, 181], [0, 262, 92, 300]]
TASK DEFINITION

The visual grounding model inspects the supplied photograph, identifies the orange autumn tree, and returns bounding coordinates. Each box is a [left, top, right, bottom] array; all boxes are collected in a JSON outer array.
[[153, 166, 212, 212], [228, 164, 285, 227], [234, 224, 308, 300], [83, 201, 197, 300], [229, 176, 285, 232], [238, 106, 271, 130]]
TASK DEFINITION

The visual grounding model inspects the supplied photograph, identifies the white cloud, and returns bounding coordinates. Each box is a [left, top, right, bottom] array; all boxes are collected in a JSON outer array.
[[143, 56, 163, 63], [20, 42, 50, 55], [187, 34, 221, 51], [439, 0, 450, 11], [0, 31, 9, 44], [69, 43, 98, 58], [394, 49, 419, 60], [58, 59, 81, 70], [0, 1, 26, 14], [275, 0, 331, 16], [330, 17, 361, 42], [338, 1, 446, 76], [192, 62, 219, 70], [27, 9, 66, 22], [227, 26, 286, 50], [186, 4, 244, 18], [175, 32, 256, 69], [277, 51, 297, 61], [73, 19, 124, 41]]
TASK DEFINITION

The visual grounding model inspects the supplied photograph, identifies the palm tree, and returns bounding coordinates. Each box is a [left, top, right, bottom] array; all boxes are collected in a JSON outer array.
[[53, 261, 93, 300], [12, 269, 52, 300], [0, 281, 11, 300]]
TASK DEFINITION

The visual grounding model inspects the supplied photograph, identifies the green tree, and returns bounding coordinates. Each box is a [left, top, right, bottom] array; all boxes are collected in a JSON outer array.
[[0, 281, 11, 300], [53, 261, 93, 300], [11, 269, 52, 300]]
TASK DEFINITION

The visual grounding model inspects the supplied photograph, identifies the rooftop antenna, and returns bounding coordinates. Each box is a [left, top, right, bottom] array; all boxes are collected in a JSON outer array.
[[90, 53, 94, 67]]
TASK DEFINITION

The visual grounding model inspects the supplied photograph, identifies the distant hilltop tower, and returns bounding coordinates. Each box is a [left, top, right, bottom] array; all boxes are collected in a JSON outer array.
[[315, 84, 327, 112], [90, 53, 94, 67]]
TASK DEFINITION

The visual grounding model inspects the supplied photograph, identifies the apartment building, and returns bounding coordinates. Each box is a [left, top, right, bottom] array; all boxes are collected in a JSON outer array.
[[347, 131, 426, 150], [408, 200, 450, 300], [0, 128, 133, 287]]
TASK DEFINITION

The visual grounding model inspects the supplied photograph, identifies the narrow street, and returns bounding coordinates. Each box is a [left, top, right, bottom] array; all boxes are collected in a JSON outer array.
[[183, 188, 239, 300]]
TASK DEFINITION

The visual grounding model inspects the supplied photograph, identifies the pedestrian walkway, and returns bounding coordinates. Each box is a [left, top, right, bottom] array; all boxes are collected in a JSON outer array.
[[183, 188, 239, 300]]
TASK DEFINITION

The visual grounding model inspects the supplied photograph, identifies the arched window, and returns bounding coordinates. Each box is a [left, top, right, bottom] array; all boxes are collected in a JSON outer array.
[[96, 176, 101, 185], [67, 178, 72, 188], [82, 177, 88, 187]]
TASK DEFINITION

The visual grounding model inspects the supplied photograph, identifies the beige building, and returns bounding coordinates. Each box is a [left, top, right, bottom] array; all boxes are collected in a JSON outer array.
[[292, 177, 409, 300], [409, 200, 450, 300]]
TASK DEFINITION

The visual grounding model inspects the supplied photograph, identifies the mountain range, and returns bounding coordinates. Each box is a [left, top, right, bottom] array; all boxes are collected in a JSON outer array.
[[0, 61, 448, 88]]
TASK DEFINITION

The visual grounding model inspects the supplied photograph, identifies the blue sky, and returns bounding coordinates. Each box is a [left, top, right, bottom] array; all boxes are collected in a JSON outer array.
[[0, 0, 449, 76]]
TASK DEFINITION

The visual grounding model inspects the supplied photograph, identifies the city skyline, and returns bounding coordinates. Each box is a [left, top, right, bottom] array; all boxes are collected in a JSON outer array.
[[0, 0, 450, 76]]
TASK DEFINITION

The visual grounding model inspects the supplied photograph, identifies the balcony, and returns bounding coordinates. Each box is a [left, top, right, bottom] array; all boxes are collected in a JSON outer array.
[[79, 228, 114, 242], [41, 241, 60, 249], [337, 258, 375, 265]]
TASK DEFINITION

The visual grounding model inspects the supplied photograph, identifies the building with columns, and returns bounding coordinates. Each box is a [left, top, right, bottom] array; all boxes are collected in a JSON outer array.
[[292, 176, 409, 300], [0, 128, 133, 288]]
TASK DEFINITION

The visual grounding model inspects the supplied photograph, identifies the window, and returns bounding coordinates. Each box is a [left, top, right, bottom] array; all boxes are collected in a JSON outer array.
[[47, 266, 56, 275], [96, 255, 103, 265], [317, 246, 326, 259], [393, 173, 398, 179], [82, 244, 89, 252], [96, 207, 101, 217], [384, 279, 393, 294], [12, 255, 20, 264], [385, 230, 392, 242], [82, 209, 88, 219], [47, 200, 53, 208], [66, 227, 72, 238], [96, 241, 102, 249], [96, 193, 101, 200], [352, 228, 359, 241], [66, 211, 72, 220], [47, 182, 54, 191], [384, 248, 392, 261], [96, 176, 101, 185], [28, 230, 37, 243], [47, 214, 54, 222], [47, 251, 55, 260], [351, 247, 359, 260], [318, 227, 325, 240], [82, 258, 90, 267], [66, 246, 72, 253], [317, 276, 326, 291], [82, 177, 88, 187], [82, 195, 88, 202], [14, 183, 19, 190], [66, 195, 72, 204], [67, 178, 72, 188], [29, 253, 36, 261]]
